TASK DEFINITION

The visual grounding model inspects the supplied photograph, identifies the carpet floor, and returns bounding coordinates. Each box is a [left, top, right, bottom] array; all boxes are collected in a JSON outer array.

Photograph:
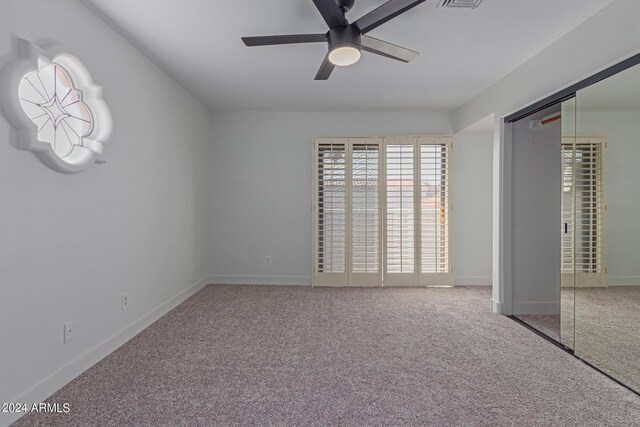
[[15, 285, 640, 426]]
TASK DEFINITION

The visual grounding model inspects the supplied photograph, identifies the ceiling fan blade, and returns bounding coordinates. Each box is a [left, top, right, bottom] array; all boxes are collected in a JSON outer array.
[[361, 35, 419, 62], [242, 34, 327, 47], [354, 0, 426, 34], [315, 54, 335, 80], [312, 0, 348, 29]]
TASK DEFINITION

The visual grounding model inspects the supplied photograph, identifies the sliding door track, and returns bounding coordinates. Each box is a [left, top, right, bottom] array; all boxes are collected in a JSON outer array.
[[508, 315, 640, 397]]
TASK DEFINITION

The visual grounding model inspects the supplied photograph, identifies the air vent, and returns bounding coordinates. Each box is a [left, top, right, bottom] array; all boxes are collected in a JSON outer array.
[[438, 0, 484, 9]]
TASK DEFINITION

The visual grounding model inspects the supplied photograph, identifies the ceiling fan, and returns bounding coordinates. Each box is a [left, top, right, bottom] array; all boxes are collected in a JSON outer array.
[[242, 0, 427, 80]]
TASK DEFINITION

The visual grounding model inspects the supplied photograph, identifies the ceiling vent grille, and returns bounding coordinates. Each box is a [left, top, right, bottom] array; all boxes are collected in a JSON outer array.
[[438, 0, 484, 9]]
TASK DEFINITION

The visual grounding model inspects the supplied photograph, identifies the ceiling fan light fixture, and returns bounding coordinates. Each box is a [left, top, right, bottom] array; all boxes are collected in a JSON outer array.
[[328, 44, 361, 66]]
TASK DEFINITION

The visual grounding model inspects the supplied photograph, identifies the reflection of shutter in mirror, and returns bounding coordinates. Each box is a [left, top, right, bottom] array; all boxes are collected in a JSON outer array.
[[561, 138, 604, 278]]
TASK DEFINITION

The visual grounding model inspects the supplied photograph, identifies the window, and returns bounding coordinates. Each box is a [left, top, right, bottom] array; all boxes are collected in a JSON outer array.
[[19, 63, 94, 160], [1, 39, 112, 173], [561, 136, 605, 287], [314, 136, 452, 287]]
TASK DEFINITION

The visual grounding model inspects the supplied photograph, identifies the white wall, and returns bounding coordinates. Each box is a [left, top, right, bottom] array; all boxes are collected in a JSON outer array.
[[209, 110, 492, 286], [0, 1, 211, 422], [571, 111, 640, 285], [510, 109, 562, 314], [451, 134, 493, 286]]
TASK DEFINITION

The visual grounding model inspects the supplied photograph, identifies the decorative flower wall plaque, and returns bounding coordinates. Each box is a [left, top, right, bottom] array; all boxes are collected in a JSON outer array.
[[0, 38, 112, 173]]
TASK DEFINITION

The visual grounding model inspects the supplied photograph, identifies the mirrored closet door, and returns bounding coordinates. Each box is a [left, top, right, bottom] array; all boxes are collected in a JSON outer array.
[[509, 52, 640, 394], [568, 62, 640, 391]]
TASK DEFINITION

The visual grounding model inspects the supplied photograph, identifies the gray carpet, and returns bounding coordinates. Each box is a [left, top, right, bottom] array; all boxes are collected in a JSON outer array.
[[573, 286, 640, 391], [14, 285, 640, 426]]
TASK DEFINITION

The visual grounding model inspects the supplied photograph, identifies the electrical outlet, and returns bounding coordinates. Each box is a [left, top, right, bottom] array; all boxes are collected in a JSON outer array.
[[121, 293, 129, 311], [264, 256, 273, 266], [63, 322, 75, 344]]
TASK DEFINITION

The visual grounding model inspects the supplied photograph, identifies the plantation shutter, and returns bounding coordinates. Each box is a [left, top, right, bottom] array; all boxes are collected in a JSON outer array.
[[350, 138, 383, 286], [314, 138, 348, 286], [314, 136, 452, 287], [383, 137, 453, 287], [561, 136, 605, 288], [384, 137, 418, 286], [419, 137, 453, 286]]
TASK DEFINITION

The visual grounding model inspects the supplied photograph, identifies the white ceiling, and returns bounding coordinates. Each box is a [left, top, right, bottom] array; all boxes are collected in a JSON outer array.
[[83, 0, 614, 112]]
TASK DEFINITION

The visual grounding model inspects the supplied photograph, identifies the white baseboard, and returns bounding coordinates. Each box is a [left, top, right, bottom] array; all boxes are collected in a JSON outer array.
[[2, 276, 210, 427], [491, 298, 503, 314], [211, 276, 493, 287], [608, 276, 640, 286], [209, 275, 311, 286], [455, 276, 491, 286], [512, 301, 560, 315]]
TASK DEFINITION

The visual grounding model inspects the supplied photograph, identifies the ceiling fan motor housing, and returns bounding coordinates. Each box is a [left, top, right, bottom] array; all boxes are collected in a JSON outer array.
[[327, 25, 362, 51]]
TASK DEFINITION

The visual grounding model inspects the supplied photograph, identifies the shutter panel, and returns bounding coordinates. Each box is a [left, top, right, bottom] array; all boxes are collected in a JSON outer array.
[[384, 137, 418, 286], [314, 136, 452, 287], [350, 138, 383, 286], [561, 136, 605, 288], [419, 137, 453, 286], [314, 138, 348, 286]]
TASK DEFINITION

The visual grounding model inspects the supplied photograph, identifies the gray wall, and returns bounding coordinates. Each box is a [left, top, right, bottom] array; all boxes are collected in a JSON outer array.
[[0, 0, 211, 410], [511, 109, 562, 314], [451, 134, 493, 284], [208, 110, 493, 286]]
